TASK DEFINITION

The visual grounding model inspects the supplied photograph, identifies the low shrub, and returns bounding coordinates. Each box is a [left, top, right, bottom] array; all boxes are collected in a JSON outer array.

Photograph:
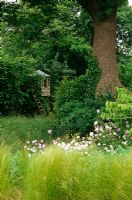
[[56, 99, 104, 134]]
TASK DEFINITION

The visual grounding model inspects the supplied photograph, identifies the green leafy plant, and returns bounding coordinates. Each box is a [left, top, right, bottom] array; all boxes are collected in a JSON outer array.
[[101, 88, 132, 121], [92, 88, 132, 152]]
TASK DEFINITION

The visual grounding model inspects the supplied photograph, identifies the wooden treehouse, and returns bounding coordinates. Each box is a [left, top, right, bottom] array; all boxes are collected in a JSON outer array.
[[34, 70, 50, 97], [31, 70, 51, 114]]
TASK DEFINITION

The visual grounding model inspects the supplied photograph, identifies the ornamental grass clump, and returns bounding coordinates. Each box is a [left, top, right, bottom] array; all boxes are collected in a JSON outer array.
[[24, 147, 132, 200], [0, 144, 12, 198], [0, 144, 30, 200], [24, 147, 68, 200]]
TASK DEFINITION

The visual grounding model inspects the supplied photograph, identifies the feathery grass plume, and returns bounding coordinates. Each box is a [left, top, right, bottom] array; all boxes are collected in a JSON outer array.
[[0, 144, 11, 197], [24, 147, 132, 200], [24, 147, 68, 200]]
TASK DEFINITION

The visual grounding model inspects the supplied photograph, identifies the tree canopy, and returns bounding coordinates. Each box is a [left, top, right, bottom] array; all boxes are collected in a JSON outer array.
[[0, 0, 131, 115]]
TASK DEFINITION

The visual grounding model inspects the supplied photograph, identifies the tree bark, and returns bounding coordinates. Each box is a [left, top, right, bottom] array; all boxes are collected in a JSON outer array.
[[93, 12, 122, 95]]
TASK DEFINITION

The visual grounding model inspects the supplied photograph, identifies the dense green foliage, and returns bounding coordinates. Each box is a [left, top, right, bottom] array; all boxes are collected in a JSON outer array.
[[77, 0, 128, 18], [0, 2, 132, 200], [118, 57, 132, 90], [116, 5, 132, 61], [0, 0, 132, 115], [54, 64, 102, 134], [0, 1, 95, 115]]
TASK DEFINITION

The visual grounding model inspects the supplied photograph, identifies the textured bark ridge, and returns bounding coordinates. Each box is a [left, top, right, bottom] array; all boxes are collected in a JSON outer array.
[[93, 12, 122, 95]]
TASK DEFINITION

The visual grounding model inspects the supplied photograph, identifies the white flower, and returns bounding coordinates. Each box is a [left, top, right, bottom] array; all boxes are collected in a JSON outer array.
[[97, 109, 100, 113], [42, 144, 46, 148], [106, 149, 110, 153], [61, 142, 66, 147], [76, 135, 80, 139], [26, 141, 30, 144], [70, 139, 75, 144], [122, 141, 127, 145], [76, 146, 81, 151], [95, 127, 100, 132], [94, 121, 98, 126], [74, 142, 79, 147], [105, 125, 111, 130], [30, 147, 37, 153], [113, 132, 117, 136], [110, 145, 113, 149], [32, 140, 37, 144], [38, 144, 42, 149], [53, 140, 58, 145], [89, 132, 94, 137], [97, 143, 101, 146], [63, 145, 68, 151], [48, 129, 52, 135], [88, 141, 92, 145]]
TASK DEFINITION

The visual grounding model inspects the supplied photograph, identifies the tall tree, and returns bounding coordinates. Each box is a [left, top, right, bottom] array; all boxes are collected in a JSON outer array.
[[76, 0, 128, 94]]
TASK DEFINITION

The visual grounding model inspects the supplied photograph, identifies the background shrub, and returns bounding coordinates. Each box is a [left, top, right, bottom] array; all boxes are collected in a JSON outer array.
[[54, 64, 103, 134], [118, 57, 132, 91], [55, 99, 103, 134]]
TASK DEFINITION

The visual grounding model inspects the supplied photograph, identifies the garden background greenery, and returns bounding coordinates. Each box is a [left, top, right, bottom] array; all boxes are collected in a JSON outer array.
[[0, 0, 132, 199]]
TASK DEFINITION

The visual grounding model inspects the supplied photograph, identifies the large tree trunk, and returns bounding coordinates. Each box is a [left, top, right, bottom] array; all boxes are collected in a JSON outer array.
[[76, 0, 122, 95], [93, 12, 122, 95]]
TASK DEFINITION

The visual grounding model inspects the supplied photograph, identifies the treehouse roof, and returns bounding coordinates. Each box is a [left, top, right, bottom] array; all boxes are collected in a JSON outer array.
[[35, 70, 50, 77]]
